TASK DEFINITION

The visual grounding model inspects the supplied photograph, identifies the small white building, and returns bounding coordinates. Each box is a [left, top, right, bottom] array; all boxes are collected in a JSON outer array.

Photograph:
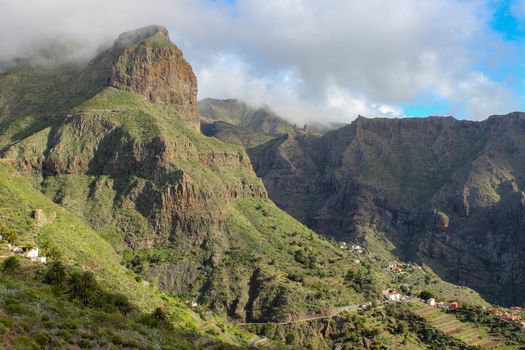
[[427, 298, 436, 306], [436, 302, 449, 310], [25, 247, 39, 258], [30, 256, 47, 264], [350, 245, 364, 254], [384, 290, 402, 302], [338, 242, 348, 249]]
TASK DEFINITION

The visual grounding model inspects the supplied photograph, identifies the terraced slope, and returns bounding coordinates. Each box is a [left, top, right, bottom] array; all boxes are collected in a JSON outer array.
[[414, 303, 513, 349]]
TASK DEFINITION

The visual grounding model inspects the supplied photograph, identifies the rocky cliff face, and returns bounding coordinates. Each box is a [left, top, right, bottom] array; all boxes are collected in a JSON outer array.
[[86, 25, 199, 130], [248, 113, 525, 306]]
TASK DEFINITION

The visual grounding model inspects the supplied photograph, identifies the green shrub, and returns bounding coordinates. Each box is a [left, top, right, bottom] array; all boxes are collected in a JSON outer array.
[[43, 260, 67, 285], [0, 226, 17, 242], [287, 272, 304, 283], [145, 307, 172, 328], [66, 270, 98, 305], [104, 292, 133, 315], [0, 316, 14, 328], [55, 329, 72, 342], [13, 335, 39, 349], [419, 290, 434, 301], [2, 256, 20, 274], [4, 298, 27, 315], [35, 332, 53, 346]]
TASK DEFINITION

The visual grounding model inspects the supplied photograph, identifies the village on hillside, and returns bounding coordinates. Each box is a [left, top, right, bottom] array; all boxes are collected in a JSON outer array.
[[338, 238, 525, 329]]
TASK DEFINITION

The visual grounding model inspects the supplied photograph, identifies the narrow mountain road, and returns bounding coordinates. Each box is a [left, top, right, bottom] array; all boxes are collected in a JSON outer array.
[[239, 304, 362, 326], [251, 336, 268, 348], [240, 299, 415, 326]]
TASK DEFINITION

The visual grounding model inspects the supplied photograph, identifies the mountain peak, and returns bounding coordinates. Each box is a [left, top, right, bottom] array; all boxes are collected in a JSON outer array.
[[85, 25, 199, 130], [113, 25, 170, 49]]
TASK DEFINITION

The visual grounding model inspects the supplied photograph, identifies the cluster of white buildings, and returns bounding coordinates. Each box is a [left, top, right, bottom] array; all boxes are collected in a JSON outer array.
[[382, 289, 412, 303], [3, 244, 47, 264], [338, 242, 364, 254], [426, 298, 460, 311], [384, 290, 403, 302]]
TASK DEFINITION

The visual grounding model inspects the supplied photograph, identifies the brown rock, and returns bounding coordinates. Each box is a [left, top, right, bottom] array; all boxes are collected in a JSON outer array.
[[86, 25, 200, 130]]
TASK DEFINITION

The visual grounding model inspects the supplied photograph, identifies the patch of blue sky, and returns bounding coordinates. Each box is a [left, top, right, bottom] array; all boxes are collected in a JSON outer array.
[[491, 0, 525, 41], [402, 94, 454, 118]]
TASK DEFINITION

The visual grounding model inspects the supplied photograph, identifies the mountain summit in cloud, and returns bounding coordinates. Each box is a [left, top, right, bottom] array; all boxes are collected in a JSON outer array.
[[84, 25, 200, 129]]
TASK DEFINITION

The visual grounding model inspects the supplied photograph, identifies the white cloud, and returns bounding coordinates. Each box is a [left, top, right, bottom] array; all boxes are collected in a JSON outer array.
[[454, 72, 517, 119], [0, 0, 520, 122]]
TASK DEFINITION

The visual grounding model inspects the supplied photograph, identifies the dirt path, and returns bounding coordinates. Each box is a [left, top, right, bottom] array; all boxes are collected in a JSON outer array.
[[239, 304, 361, 326], [251, 336, 268, 347], [239, 298, 419, 326]]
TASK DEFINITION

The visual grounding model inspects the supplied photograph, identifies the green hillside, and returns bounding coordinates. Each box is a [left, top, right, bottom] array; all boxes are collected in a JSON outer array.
[[0, 162, 252, 348]]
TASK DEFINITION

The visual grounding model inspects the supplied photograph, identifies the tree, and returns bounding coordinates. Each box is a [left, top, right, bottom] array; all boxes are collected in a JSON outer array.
[[397, 320, 408, 334], [46, 247, 62, 261], [0, 226, 17, 243], [419, 290, 434, 301], [148, 307, 172, 328], [44, 260, 67, 285], [1, 256, 20, 274], [400, 284, 411, 295], [152, 307, 169, 322], [104, 293, 133, 315], [66, 270, 98, 305]]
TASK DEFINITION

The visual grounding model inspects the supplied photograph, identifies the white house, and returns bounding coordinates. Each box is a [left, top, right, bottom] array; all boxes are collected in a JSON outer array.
[[338, 242, 348, 249], [384, 290, 402, 302], [436, 302, 449, 310], [351, 245, 364, 253], [25, 247, 39, 258], [30, 256, 47, 264], [427, 298, 436, 306]]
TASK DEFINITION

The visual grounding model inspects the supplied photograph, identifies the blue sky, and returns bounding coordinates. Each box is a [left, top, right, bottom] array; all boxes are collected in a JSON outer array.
[[492, 0, 525, 40], [1, 0, 524, 123]]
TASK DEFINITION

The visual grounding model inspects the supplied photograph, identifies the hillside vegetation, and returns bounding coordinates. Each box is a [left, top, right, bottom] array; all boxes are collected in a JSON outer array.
[[0, 162, 251, 348]]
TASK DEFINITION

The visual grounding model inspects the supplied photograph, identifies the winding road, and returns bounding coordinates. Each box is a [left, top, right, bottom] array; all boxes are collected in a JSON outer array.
[[240, 304, 362, 326]]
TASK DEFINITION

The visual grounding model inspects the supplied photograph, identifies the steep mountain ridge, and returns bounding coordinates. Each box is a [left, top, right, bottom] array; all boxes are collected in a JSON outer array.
[[246, 113, 525, 306], [199, 99, 343, 149], [199, 98, 295, 135]]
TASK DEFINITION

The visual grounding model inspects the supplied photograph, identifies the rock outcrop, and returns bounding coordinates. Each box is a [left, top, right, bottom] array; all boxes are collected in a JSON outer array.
[[86, 25, 199, 130]]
